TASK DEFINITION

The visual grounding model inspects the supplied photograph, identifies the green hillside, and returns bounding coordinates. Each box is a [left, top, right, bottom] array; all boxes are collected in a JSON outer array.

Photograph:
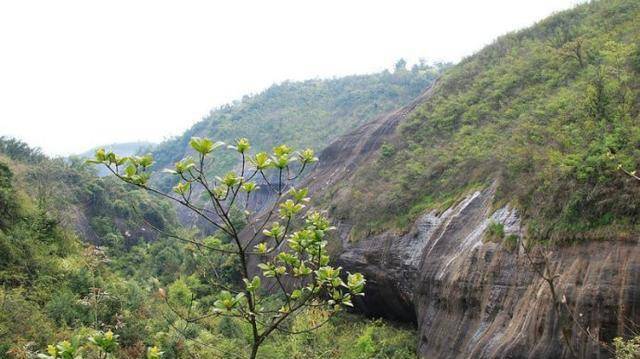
[[150, 64, 447, 189], [331, 0, 640, 242]]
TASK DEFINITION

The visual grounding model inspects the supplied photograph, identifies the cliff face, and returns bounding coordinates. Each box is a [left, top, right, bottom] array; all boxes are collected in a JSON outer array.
[[333, 184, 640, 358]]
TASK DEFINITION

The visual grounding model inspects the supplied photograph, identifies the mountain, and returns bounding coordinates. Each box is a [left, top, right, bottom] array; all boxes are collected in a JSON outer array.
[[150, 63, 447, 190], [4, 0, 640, 356], [291, 0, 640, 357]]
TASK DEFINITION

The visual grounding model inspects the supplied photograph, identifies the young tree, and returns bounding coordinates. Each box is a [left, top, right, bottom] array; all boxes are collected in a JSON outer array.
[[394, 58, 407, 73], [89, 137, 365, 358]]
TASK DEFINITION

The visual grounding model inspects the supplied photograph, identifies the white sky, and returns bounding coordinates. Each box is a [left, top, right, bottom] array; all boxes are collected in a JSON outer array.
[[0, 0, 583, 156]]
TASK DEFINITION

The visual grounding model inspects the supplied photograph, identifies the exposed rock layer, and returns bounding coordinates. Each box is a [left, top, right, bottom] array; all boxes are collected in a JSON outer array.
[[333, 185, 640, 358]]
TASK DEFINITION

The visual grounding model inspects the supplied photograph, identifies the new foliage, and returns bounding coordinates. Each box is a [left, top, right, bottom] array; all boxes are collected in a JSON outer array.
[[91, 137, 366, 358]]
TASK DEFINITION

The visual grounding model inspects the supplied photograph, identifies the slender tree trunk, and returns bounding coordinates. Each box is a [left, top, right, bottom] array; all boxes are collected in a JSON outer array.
[[250, 343, 259, 359]]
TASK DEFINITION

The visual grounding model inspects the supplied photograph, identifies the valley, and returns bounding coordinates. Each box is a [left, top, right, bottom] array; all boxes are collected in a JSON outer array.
[[2, 0, 640, 358]]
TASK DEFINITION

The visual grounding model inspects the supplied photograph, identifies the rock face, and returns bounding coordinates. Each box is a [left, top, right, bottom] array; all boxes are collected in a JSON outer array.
[[332, 184, 640, 358], [293, 83, 640, 358]]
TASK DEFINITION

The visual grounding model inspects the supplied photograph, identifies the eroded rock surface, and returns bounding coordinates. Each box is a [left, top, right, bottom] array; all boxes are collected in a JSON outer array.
[[333, 185, 640, 358]]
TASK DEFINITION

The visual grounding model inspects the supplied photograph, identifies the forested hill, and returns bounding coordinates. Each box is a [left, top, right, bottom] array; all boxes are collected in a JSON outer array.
[[325, 0, 640, 242], [150, 62, 447, 188]]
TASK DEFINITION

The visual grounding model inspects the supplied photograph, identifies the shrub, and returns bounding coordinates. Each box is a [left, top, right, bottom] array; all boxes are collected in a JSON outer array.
[[90, 138, 367, 358], [485, 221, 505, 243]]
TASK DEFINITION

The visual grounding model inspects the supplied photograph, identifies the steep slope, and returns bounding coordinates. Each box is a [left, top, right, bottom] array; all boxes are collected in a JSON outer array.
[[0, 138, 175, 248], [150, 64, 446, 189], [328, 0, 640, 242], [296, 0, 640, 357]]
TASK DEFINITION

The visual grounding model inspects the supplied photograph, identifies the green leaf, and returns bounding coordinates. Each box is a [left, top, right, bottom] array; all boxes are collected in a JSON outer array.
[[320, 255, 330, 266], [244, 276, 261, 292], [95, 148, 106, 161], [279, 199, 304, 218], [216, 172, 241, 187], [275, 266, 287, 275], [289, 187, 309, 202], [214, 290, 240, 311], [139, 154, 154, 168], [272, 154, 291, 169], [175, 157, 196, 173], [242, 182, 258, 192], [203, 236, 222, 247], [189, 137, 222, 155], [146, 346, 163, 359], [263, 222, 283, 238], [273, 144, 293, 156], [234, 138, 251, 153], [306, 211, 331, 230], [254, 242, 268, 254], [125, 164, 137, 177], [298, 148, 318, 164], [173, 181, 190, 195], [293, 263, 312, 277], [347, 272, 366, 294], [277, 252, 300, 267], [257, 263, 271, 270], [251, 152, 272, 170]]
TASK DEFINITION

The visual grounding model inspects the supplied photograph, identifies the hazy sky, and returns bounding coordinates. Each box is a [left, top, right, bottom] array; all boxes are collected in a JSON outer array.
[[0, 0, 584, 156]]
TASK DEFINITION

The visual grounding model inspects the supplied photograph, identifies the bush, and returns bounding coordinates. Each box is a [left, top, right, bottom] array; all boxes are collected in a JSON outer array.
[[485, 222, 505, 243], [613, 336, 640, 359]]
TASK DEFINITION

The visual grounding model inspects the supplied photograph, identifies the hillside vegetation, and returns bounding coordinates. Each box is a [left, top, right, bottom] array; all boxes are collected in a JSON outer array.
[[150, 63, 447, 189], [0, 135, 417, 357], [331, 0, 640, 242]]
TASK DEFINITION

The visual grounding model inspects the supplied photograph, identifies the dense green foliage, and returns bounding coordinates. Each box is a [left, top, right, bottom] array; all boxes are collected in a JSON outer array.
[[91, 137, 370, 358], [0, 139, 174, 356], [333, 0, 640, 242], [150, 63, 446, 190], [1, 137, 416, 357], [614, 335, 640, 359]]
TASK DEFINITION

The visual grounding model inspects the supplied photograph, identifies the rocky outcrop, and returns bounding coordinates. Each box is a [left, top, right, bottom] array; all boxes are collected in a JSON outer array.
[[331, 184, 640, 358]]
